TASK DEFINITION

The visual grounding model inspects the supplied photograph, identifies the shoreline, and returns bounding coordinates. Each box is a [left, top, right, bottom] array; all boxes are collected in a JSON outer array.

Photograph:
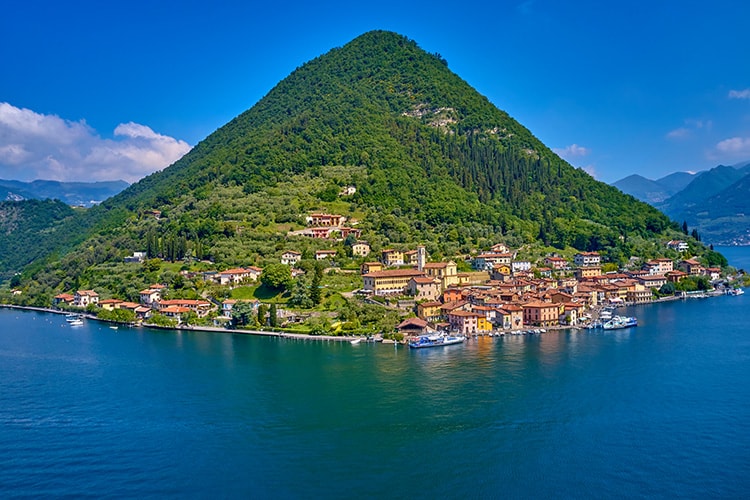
[[1, 288, 739, 342], [0, 304, 359, 343]]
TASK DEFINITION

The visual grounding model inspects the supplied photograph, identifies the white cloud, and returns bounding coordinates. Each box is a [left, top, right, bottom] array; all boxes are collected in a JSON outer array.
[[0, 102, 191, 182], [553, 144, 590, 160], [666, 128, 690, 140], [728, 89, 750, 100], [666, 119, 712, 140], [715, 137, 750, 156]]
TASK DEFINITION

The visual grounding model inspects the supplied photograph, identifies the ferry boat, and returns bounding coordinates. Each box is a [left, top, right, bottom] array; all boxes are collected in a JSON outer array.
[[408, 334, 466, 349], [603, 315, 638, 330]]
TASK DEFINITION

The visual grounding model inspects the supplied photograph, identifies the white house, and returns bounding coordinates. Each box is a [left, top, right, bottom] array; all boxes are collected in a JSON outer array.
[[281, 251, 302, 266]]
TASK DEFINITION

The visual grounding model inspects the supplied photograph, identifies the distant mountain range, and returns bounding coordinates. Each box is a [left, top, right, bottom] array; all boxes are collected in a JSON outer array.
[[0, 179, 129, 207], [613, 161, 750, 245]]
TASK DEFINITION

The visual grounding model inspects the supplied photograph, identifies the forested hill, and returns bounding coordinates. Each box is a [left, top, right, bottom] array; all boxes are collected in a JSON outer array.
[[12, 30, 687, 292], [107, 31, 671, 241]]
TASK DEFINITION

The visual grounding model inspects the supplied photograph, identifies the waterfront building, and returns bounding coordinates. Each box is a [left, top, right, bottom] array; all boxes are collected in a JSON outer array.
[[522, 301, 562, 327]]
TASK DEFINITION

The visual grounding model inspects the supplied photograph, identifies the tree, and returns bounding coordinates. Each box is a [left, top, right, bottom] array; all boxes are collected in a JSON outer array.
[[310, 264, 323, 306], [659, 282, 676, 295], [261, 264, 292, 291], [269, 303, 278, 327], [257, 303, 269, 326], [682, 221, 689, 235], [231, 301, 256, 327]]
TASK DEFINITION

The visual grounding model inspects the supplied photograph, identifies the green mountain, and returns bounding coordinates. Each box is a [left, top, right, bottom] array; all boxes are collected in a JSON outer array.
[[0, 199, 85, 278], [9, 31, 690, 299]]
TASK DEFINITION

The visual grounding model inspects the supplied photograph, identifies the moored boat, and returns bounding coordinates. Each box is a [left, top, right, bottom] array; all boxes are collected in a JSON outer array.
[[409, 334, 465, 349], [603, 315, 637, 330], [68, 319, 84, 327]]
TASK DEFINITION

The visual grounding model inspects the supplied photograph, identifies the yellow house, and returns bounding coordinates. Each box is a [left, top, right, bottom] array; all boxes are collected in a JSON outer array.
[[423, 261, 459, 290], [417, 301, 443, 321], [363, 269, 425, 296], [381, 249, 405, 266]]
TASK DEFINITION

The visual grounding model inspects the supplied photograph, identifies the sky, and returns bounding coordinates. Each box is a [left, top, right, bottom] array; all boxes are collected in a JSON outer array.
[[1, 0, 749, 184]]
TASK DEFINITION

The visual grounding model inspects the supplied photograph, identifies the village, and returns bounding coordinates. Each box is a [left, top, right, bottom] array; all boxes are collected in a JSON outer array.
[[46, 208, 733, 340]]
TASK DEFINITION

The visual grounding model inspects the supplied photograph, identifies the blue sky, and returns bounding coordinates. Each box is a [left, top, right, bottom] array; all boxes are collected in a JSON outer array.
[[1, 0, 749, 183]]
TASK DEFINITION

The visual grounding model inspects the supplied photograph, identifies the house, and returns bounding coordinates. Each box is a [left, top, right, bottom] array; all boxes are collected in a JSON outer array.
[[281, 251, 302, 266], [512, 260, 532, 273], [638, 275, 667, 289], [575, 266, 602, 280], [423, 261, 459, 290], [626, 285, 653, 304], [381, 249, 405, 267], [666, 270, 688, 283], [216, 267, 262, 286], [561, 303, 582, 325], [704, 267, 721, 281], [339, 227, 361, 240], [315, 250, 338, 261], [362, 269, 426, 296], [396, 317, 431, 337], [500, 304, 524, 330], [124, 251, 147, 263], [339, 186, 357, 196], [221, 299, 259, 318], [140, 288, 163, 305], [417, 301, 443, 322], [544, 256, 568, 270], [678, 259, 703, 276], [53, 293, 75, 306], [522, 302, 561, 327], [406, 276, 442, 301], [351, 241, 371, 257], [574, 252, 601, 267], [448, 310, 485, 335], [307, 213, 344, 227], [161, 305, 191, 323], [361, 261, 383, 274], [156, 299, 213, 317], [442, 286, 465, 303], [489, 243, 509, 253], [473, 253, 512, 271], [491, 264, 512, 279], [644, 258, 673, 275], [74, 290, 99, 308], [99, 298, 124, 311], [666, 240, 689, 252]]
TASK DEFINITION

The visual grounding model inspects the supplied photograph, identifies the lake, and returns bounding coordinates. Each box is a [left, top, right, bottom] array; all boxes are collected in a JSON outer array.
[[1, 248, 749, 498]]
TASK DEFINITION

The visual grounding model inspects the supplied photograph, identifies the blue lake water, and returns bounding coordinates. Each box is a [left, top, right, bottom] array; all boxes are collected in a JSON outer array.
[[1, 251, 749, 498]]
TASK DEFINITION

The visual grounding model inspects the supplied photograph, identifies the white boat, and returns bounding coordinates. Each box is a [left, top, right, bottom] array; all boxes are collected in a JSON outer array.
[[109, 325, 119, 330], [409, 334, 465, 349], [69, 319, 84, 327], [350, 338, 361, 345], [603, 315, 637, 330]]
